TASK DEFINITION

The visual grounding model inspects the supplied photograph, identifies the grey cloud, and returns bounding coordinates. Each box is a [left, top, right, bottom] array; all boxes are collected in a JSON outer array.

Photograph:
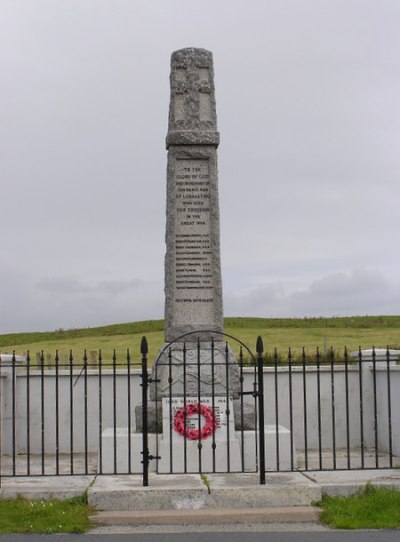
[[0, 269, 163, 334], [97, 279, 147, 294], [36, 277, 150, 295], [290, 269, 391, 314], [1, 1, 399, 333], [225, 282, 288, 317], [225, 268, 398, 318], [36, 277, 93, 295]]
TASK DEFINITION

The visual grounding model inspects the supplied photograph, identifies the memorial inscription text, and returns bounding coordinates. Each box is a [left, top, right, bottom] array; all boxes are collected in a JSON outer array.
[[173, 158, 214, 310]]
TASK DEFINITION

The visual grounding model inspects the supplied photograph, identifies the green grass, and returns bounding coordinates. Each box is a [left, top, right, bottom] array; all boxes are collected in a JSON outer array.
[[318, 484, 400, 529], [1, 316, 400, 366], [0, 494, 94, 534]]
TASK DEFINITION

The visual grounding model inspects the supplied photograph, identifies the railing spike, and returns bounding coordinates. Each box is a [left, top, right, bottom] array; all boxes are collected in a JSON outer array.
[[140, 336, 148, 355], [256, 336, 264, 354]]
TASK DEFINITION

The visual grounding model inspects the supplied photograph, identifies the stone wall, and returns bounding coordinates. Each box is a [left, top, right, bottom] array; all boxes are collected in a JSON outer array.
[[1, 365, 399, 457]]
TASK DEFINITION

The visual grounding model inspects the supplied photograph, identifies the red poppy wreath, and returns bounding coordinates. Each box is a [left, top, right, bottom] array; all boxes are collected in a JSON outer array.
[[173, 403, 218, 441]]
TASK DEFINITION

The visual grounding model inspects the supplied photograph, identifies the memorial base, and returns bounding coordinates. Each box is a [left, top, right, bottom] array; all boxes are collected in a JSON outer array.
[[157, 436, 242, 473], [100, 425, 295, 473]]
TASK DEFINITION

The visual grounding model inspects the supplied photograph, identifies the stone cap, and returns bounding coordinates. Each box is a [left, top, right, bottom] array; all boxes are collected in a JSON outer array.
[[0, 353, 27, 364], [167, 48, 218, 148], [349, 349, 400, 362]]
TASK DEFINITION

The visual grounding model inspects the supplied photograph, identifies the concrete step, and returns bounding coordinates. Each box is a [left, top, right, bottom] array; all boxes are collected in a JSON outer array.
[[88, 473, 321, 511], [90, 506, 321, 526]]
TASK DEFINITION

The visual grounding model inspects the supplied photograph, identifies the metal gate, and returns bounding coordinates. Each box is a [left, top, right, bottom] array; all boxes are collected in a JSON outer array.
[[140, 332, 266, 485]]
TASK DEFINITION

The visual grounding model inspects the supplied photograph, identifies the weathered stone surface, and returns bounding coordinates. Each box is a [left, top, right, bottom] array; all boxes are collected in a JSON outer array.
[[233, 400, 257, 430], [161, 396, 236, 441], [164, 48, 223, 343], [146, 48, 253, 435], [135, 402, 162, 433], [166, 48, 219, 148], [167, 131, 219, 147], [134, 396, 254, 434], [150, 342, 240, 401]]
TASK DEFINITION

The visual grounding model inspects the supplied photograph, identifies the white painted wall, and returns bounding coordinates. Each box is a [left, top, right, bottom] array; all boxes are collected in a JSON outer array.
[[375, 366, 400, 459], [1, 364, 398, 457]]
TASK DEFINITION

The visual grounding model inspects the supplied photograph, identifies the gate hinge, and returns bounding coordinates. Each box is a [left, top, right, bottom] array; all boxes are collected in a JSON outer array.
[[141, 455, 161, 465]]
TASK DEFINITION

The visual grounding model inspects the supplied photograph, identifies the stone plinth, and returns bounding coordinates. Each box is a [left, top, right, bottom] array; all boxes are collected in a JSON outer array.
[[150, 342, 240, 401], [100, 425, 295, 474]]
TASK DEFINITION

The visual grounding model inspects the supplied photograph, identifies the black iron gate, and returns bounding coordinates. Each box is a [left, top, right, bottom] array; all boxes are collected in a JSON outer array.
[[140, 332, 266, 485]]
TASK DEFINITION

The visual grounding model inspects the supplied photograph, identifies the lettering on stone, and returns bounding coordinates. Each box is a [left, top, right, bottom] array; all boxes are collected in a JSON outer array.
[[174, 159, 213, 298]]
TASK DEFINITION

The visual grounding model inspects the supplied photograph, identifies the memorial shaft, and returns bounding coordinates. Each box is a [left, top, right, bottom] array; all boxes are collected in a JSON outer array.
[[134, 49, 257, 467], [165, 48, 223, 342]]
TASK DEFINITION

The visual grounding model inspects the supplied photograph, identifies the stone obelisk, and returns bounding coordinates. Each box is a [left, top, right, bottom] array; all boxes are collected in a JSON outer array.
[[164, 47, 223, 342], [106, 49, 290, 475], [150, 48, 239, 403]]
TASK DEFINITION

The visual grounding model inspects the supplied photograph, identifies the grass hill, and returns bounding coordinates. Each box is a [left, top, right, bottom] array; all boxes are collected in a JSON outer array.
[[1, 316, 400, 365]]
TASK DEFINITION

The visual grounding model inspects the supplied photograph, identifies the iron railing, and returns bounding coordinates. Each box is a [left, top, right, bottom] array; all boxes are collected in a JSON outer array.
[[0, 342, 398, 487]]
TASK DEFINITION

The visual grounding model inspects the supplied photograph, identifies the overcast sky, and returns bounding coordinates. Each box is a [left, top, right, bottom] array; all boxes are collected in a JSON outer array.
[[1, 0, 399, 334]]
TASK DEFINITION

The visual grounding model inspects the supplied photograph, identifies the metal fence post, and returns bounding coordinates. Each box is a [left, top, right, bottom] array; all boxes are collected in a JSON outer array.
[[141, 336, 149, 486], [0, 356, 2, 488], [256, 336, 266, 484]]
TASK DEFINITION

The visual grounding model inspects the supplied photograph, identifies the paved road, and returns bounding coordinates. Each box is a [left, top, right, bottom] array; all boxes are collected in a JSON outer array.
[[1, 531, 400, 542]]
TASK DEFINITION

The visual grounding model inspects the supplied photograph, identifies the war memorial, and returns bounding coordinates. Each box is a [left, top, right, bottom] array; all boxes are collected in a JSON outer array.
[[98, 48, 290, 476], [0, 50, 398, 492]]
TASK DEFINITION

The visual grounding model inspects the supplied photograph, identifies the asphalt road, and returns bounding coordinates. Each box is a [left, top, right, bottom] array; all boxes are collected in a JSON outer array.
[[1, 531, 400, 542]]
